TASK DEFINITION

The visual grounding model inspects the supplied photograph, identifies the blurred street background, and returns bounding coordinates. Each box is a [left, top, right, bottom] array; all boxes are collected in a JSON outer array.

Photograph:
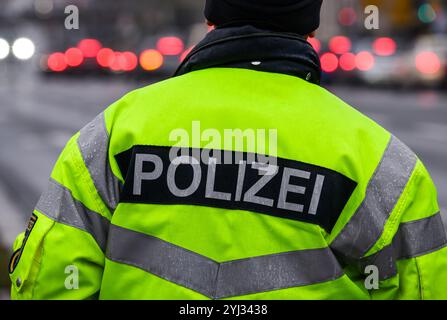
[[0, 0, 446, 298]]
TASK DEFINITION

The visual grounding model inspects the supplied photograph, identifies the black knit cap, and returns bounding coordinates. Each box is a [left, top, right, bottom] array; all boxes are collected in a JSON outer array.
[[205, 0, 323, 35]]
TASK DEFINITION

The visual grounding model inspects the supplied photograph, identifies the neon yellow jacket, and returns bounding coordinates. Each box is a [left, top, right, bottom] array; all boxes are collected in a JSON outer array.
[[9, 27, 447, 300]]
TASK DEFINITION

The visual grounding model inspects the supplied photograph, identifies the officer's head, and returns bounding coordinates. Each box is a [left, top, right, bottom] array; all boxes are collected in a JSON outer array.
[[205, 0, 323, 38]]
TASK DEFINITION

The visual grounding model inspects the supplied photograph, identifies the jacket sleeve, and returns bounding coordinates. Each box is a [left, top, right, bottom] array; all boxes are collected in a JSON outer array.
[[9, 113, 120, 300], [368, 160, 447, 300], [330, 135, 447, 300]]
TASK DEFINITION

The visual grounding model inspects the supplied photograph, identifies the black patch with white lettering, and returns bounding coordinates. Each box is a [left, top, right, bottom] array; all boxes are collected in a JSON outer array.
[[9, 214, 38, 274], [116, 146, 357, 232]]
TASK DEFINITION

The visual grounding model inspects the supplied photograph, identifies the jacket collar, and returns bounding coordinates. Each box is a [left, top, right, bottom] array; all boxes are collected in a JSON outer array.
[[174, 25, 322, 85]]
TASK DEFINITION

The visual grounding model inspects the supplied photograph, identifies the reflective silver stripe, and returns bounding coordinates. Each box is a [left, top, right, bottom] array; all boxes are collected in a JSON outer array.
[[360, 213, 447, 280], [108, 224, 218, 298], [360, 245, 397, 281], [395, 213, 447, 259], [331, 136, 417, 259], [216, 247, 343, 298], [36, 178, 110, 251], [107, 224, 344, 299], [78, 113, 120, 212]]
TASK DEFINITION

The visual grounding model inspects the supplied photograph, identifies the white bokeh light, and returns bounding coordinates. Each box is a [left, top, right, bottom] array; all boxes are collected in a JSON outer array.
[[12, 38, 35, 60], [0, 39, 9, 60]]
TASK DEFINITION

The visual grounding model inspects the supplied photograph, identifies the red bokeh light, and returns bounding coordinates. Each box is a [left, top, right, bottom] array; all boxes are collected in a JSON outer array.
[[329, 36, 352, 55], [355, 51, 375, 71], [338, 7, 357, 26], [339, 52, 356, 71], [47, 52, 67, 72], [157, 37, 184, 56], [180, 46, 194, 62], [109, 52, 126, 72], [97, 48, 115, 68], [320, 53, 339, 73], [373, 37, 397, 56], [122, 51, 138, 71], [65, 47, 84, 67], [307, 37, 321, 53], [78, 39, 102, 58], [416, 51, 441, 75]]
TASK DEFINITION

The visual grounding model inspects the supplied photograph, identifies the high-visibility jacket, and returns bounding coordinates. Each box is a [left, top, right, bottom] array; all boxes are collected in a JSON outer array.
[[10, 26, 447, 300]]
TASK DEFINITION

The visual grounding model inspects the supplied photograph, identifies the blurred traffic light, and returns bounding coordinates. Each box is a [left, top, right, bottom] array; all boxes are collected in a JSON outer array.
[[329, 36, 352, 55], [96, 48, 115, 68], [65, 48, 84, 67], [307, 38, 321, 53], [78, 39, 102, 58], [373, 38, 397, 57], [320, 53, 339, 73], [157, 37, 184, 56], [355, 52, 375, 71], [47, 52, 67, 72], [339, 53, 356, 72], [418, 4, 437, 24], [108, 52, 138, 72], [140, 49, 164, 71], [338, 7, 357, 27], [416, 51, 441, 75], [180, 46, 194, 62]]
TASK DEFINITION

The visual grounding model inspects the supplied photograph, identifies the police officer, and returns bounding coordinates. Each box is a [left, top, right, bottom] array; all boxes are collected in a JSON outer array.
[[10, 0, 447, 299]]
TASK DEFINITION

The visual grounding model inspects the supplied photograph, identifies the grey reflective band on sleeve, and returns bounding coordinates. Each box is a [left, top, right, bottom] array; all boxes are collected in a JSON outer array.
[[331, 136, 418, 259], [360, 213, 447, 280], [395, 213, 447, 259], [35, 178, 111, 252], [106, 224, 344, 299], [78, 112, 121, 212]]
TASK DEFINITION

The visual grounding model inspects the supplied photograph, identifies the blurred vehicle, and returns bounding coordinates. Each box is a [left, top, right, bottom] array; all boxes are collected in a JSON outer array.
[[3, 0, 442, 89], [39, 33, 200, 78], [354, 37, 409, 87], [409, 34, 447, 86], [314, 34, 447, 88], [362, 34, 447, 88]]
